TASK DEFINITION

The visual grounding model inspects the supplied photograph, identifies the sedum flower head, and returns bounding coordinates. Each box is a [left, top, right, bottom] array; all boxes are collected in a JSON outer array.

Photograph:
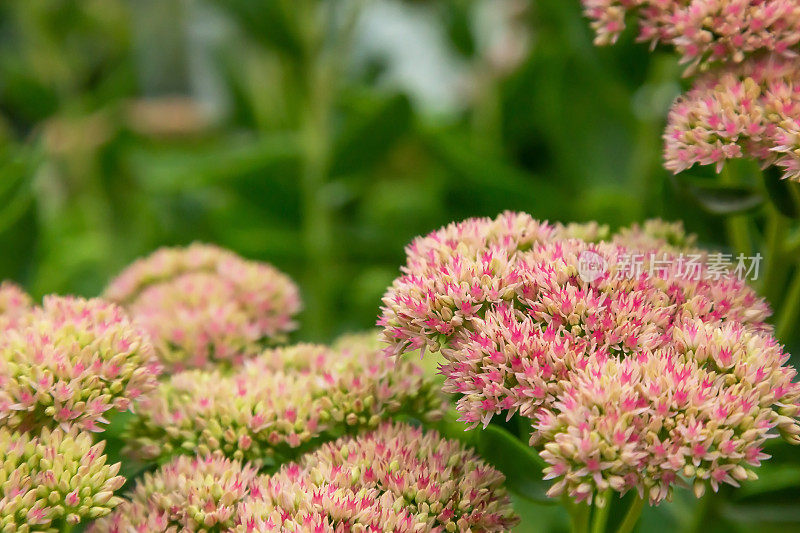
[[0, 296, 161, 433], [105, 243, 301, 370], [125, 339, 444, 465], [664, 54, 800, 180], [612, 218, 698, 255], [537, 320, 799, 504], [95, 423, 516, 532], [0, 281, 32, 331], [582, 0, 800, 73], [0, 426, 125, 532], [380, 212, 798, 504], [380, 211, 768, 361], [234, 422, 518, 532], [89, 453, 260, 532]]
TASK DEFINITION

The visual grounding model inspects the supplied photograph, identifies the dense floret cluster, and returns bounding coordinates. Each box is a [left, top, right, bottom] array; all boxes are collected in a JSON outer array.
[[94, 423, 517, 532], [582, 0, 800, 73], [664, 54, 800, 180], [125, 339, 444, 465], [0, 427, 125, 532], [581, 2, 800, 180], [238, 422, 518, 531], [105, 243, 301, 370], [0, 296, 161, 433], [89, 453, 259, 532], [379, 212, 798, 504]]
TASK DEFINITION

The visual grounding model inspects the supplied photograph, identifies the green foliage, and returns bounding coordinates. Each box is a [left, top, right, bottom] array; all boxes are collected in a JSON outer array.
[[435, 410, 552, 505]]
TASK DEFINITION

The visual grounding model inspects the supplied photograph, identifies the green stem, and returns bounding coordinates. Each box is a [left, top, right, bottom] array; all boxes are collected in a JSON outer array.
[[761, 207, 790, 307], [720, 164, 752, 257], [776, 268, 800, 340], [590, 491, 613, 533], [774, 180, 800, 341], [568, 501, 591, 533], [296, 1, 364, 340], [615, 496, 645, 533], [61, 525, 74, 533], [471, 67, 503, 156], [299, 61, 334, 340], [684, 491, 715, 533]]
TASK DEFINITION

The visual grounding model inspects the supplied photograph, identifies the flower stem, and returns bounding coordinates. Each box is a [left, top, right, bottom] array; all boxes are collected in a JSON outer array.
[[568, 501, 591, 533], [684, 490, 717, 533], [590, 492, 612, 533], [615, 496, 645, 533], [296, 1, 364, 340], [61, 525, 74, 533], [720, 164, 752, 257], [776, 267, 800, 340], [774, 181, 800, 340], [761, 207, 790, 307], [299, 61, 335, 340]]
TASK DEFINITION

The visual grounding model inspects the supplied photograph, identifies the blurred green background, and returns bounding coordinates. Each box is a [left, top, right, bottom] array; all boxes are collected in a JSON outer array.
[[1, 2, 798, 531], [0, 0, 708, 341]]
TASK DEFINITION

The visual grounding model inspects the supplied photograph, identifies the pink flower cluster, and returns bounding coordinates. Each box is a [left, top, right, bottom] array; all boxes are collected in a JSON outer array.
[[581, 2, 800, 179], [664, 54, 800, 180], [93, 423, 518, 532], [612, 218, 699, 255], [0, 296, 161, 433], [379, 212, 799, 504], [0, 426, 125, 530], [582, 0, 800, 73], [239, 422, 517, 532], [89, 453, 259, 532], [0, 281, 31, 330], [105, 243, 302, 370], [125, 336, 443, 465]]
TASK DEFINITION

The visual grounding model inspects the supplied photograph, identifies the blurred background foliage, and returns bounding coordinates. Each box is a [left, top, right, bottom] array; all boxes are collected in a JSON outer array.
[[1, 1, 798, 531]]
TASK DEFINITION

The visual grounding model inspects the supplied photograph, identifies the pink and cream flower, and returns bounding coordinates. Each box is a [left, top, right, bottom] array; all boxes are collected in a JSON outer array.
[[105, 243, 301, 370], [379, 212, 798, 504], [0, 296, 160, 433], [664, 54, 800, 180], [582, 0, 800, 74], [0, 426, 125, 530], [125, 337, 443, 465]]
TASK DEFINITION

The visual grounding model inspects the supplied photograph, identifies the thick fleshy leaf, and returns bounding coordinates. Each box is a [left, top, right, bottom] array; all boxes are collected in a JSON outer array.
[[432, 411, 552, 503], [764, 166, 800, 219], [671, 174, 763, 215], [476, 424, 553, 504]]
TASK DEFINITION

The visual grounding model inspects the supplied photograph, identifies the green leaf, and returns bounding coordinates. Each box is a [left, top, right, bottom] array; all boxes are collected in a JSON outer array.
[[719, 502, 800, 527], [763, 166, 800, 219], [476, 424, 553, 504], [431, 411, 552, 504], [104, 410, 135, 439], [419, 127, 568, 220], [671, 174, 763, 215], [443, 0, 476, 58], [210, 0, 306, 56], [434, 409, 479, 446], [131, 134, 301, 193], [510, 493, 570, 533], [0, 145, 37, 234], [330, 93, 412, 177], [733, 465, 800, 500]]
